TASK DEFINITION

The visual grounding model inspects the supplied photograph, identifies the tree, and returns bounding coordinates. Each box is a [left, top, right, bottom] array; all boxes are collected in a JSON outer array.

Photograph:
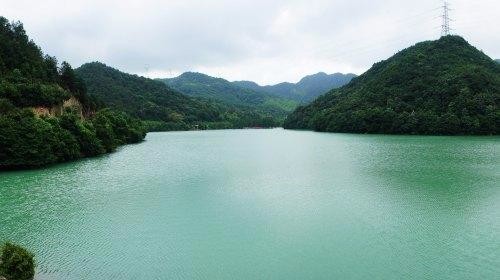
[[284, 36, 500, 135], [0, 242, 35, 280], [0, 17, 147, 169]]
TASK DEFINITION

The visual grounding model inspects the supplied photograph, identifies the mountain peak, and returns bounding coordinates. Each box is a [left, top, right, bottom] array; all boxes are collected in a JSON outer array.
[[234, 72, 356, 103], [284, 36, 499, 135], [179, 71, 207, 78], [160, 72, 299, 114]]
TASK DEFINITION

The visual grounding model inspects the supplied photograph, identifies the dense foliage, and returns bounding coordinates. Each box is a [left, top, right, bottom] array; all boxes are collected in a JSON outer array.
[[284, 36, 500, 135], [234, 72, 356, 103], [0, 17, 146, 169], [0, 242, 35, 280], [76, 63, 282, 129], [0, 19, 67, 107], [160, 72, 298, 115], [0, 101, 145, 169]]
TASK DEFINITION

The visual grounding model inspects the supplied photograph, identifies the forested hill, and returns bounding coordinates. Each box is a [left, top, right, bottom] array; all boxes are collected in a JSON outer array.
[[284, 35, 500, 135], [234, 72, 356, 103], [0, 17, 146, 169], [76, 63, 282, 130], [159, 72, 299, 117]]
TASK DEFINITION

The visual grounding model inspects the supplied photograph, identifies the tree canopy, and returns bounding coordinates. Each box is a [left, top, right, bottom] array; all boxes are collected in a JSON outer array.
[[0, 242, 35, 280], [160, 72, 299, 114], [284, 36, 499, 135], [76, 63, 283, 130], [0, 17, 146, 169]]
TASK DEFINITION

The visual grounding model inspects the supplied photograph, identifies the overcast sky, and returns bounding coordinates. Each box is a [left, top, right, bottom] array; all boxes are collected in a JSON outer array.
[[2, 0, 499, 85]]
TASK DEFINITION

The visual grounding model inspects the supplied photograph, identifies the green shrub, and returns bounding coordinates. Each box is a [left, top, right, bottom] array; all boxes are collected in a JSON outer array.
[[0, 108, 145, 169], [0, 242, 35, 280]]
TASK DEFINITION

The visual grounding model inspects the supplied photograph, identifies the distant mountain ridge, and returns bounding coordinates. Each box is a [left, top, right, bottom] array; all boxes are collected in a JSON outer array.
[[76, 63, 282, 130], [234, 72, 356, 103], [159, 72, 299, 118]]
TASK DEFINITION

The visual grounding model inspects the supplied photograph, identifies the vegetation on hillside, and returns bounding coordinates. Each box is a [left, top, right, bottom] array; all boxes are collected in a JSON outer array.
[[234, 72, 356, 103], [0, 242, 35, 280], [284, 36, 499, 135], [0, 17, 146, 169], [76, 63, 282, 129], [160, 72, 298, 116]]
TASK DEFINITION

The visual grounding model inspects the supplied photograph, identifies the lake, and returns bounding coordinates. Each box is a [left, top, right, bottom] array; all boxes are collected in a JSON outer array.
[[0, 129, 499, 279]]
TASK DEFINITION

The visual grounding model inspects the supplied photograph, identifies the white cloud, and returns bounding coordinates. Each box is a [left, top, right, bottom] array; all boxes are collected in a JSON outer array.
[[2, 0, 499, 85]]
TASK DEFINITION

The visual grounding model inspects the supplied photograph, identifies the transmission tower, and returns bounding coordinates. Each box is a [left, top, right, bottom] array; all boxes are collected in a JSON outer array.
[[441, 1, 451, 36]]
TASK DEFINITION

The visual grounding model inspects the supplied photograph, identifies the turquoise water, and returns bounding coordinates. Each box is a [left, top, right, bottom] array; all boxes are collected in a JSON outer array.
[[1, 129, 499, 279]]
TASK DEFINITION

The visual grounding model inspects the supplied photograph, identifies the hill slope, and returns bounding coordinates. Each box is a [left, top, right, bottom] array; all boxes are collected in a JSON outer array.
[[0, 17, 145, 169], [159, 72, 298, 117], [76, 63, 281, 129], [284, 36, 499, 135], [234, 72, 356, 103]]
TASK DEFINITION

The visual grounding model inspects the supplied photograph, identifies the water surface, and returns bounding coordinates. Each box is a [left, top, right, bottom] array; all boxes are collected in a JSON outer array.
[[1, 129, 499, 279]]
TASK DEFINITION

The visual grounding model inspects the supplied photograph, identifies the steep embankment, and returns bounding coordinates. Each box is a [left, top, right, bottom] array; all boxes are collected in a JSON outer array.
[[284, 36, 499, 135], [31, 96, 83, 118], [0, 17, 145, 169], [234, 72, 356, 103]]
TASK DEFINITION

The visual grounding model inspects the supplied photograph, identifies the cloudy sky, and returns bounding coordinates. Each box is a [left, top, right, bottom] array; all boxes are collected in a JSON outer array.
[[2, 0, 499, 85]]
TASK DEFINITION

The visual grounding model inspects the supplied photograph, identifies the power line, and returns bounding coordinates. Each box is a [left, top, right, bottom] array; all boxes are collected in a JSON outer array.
[[441, 1, 452, 36], [274, 3, 462, 73]]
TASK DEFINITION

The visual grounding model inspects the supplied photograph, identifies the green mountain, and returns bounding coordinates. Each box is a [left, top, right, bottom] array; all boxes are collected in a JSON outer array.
[[0, 17, 145, 169], [159, 72, 299, 117], [234, 72, 356, 103], [76, 63, 281, 130], [284, 36, 499, 135]]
